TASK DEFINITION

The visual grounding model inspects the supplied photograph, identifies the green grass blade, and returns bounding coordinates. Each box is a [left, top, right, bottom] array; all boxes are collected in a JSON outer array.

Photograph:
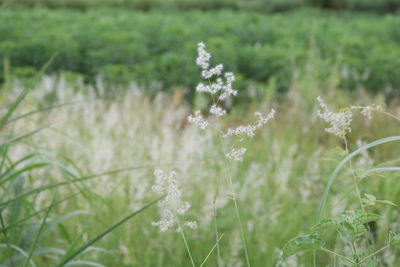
[[0, 165, 159, 206], [0, 124, 51, 148], [23, 197, 56, 267], [8, 101, 84, 124], [199, 233, 225, 267], [54, 197, 161, 267], [0, 162, 53, 185], [0, 211, 14, 266], [317, 136, 400, 223], [64, 261, 105, 267], [365, 167, 400, 175], [42, 210, 89, 236], [0, 244, 36, 267], [1, 192, 82, 232], [0, 53, 57, 129]]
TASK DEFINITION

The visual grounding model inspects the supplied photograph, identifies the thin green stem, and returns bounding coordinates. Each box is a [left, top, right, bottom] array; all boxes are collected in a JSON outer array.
[[213, 205, 221, 266], [319, 247, 356, 265], [199, 233, 225, 267], [216, 121, 251, 267], [359, 244, 390, 264], [379, 110, 400, 122], [343, 137, 364, 211], [350, 241, 360, 265], [176, 217, 196, 267], [207, 80, 251, 267], [343, 136, 376, 254]]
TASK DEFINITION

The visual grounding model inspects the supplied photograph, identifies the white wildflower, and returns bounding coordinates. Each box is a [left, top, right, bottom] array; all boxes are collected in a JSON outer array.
[[188, 110, 208, 130], [360, 106, 373, 120], [177, 201, 191, 214], [184, 221, 198, 229], [151, 169, 196, 232], [210, 104, 226, 117], [254, 109, 275, 127], [226, 147, 247, 161], [317, 96, 352, 137], [195, 42, 237, 101], [195, 42, 211, 70], [201, 64, 223, 79], [218, 72, 238, 100], [224, 125, 257, 138], [350, 104, 382, 120], [223, 109, 275, 138]]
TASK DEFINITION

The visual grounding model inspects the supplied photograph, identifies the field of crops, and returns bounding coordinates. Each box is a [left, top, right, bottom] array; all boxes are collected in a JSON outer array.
[[1, 8, 400, 95], [3, 0, 400, 12], [1, 3, 400, 267]]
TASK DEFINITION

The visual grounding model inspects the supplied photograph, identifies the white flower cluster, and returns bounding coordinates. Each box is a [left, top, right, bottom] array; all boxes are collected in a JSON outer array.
[[189, 42, 236, 129], [189, 42, 276, 161], [195, 41, 211, 70], [151, 169, 196, 232], [188, 110, 208, 130], [195, 42, 237, 113], [223, 109, 276, 138], [226, 147, 247, 161], [350, 104, 382, 120], [201, 64, 223, 79], [210, 104, 227, 117], [317, 96, 353, 137]]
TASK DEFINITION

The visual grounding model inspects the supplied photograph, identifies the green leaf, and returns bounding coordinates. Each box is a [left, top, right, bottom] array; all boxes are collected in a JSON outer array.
[[54, 197, 160, 267], [356, 212, 380, 224], [311, 218, 338, 232], [282, 234, 324, 259], [389, 231, 400, 246], [338, 221, 366, 242]]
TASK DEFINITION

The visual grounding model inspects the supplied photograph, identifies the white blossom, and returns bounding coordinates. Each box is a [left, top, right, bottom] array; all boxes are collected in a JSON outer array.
[[226, 147, 247, 161], [192, 42, 275, 163], [194, 42, 237, 101], [195, 42, 211, 70], [360, 106, 373, 120], [223, 109, 275, 138], [188, 110, 208, 130], [151, 169, 197, 232], [317, 96, 352, 137], [350, 104, 382, 120], [201, 64, 223, 79], [210, 104, 226, 117], [183, 221, 198, 229], [218, 72, 237, 100]]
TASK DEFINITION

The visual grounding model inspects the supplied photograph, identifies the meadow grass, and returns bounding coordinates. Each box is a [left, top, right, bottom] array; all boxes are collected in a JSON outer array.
[[1, 60, 400, 266]]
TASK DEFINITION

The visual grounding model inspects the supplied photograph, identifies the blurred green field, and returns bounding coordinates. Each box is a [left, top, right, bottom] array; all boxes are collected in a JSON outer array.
[[3, 0, 400, 12], [1, 8, 400, 96]]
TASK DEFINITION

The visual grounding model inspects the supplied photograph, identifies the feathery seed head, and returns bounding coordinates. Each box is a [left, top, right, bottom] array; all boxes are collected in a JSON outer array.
[[317, 96, 352, 137], [151, 169, 197, 232]]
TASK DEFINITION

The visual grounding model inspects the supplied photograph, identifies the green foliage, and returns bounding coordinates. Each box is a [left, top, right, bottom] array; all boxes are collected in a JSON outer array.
[[389, 231, 400, 246], [1, 8, 400, 95], [282, 210, 384, 265], [3, 0, 400, 12], [282, 234, 324, 259]]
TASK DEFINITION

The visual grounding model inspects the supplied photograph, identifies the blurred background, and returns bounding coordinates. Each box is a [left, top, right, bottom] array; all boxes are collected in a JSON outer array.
[[1, 0, 399, 99]]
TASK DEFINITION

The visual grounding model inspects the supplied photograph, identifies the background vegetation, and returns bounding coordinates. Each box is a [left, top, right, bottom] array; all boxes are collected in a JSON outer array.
[[1, 8, 400, 95], [3, 0, 400, 12]]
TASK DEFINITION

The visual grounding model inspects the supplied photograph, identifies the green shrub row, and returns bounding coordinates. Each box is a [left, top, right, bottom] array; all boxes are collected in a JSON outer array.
[[1, 8, 400, 94], [3, 0, 400, 12]]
